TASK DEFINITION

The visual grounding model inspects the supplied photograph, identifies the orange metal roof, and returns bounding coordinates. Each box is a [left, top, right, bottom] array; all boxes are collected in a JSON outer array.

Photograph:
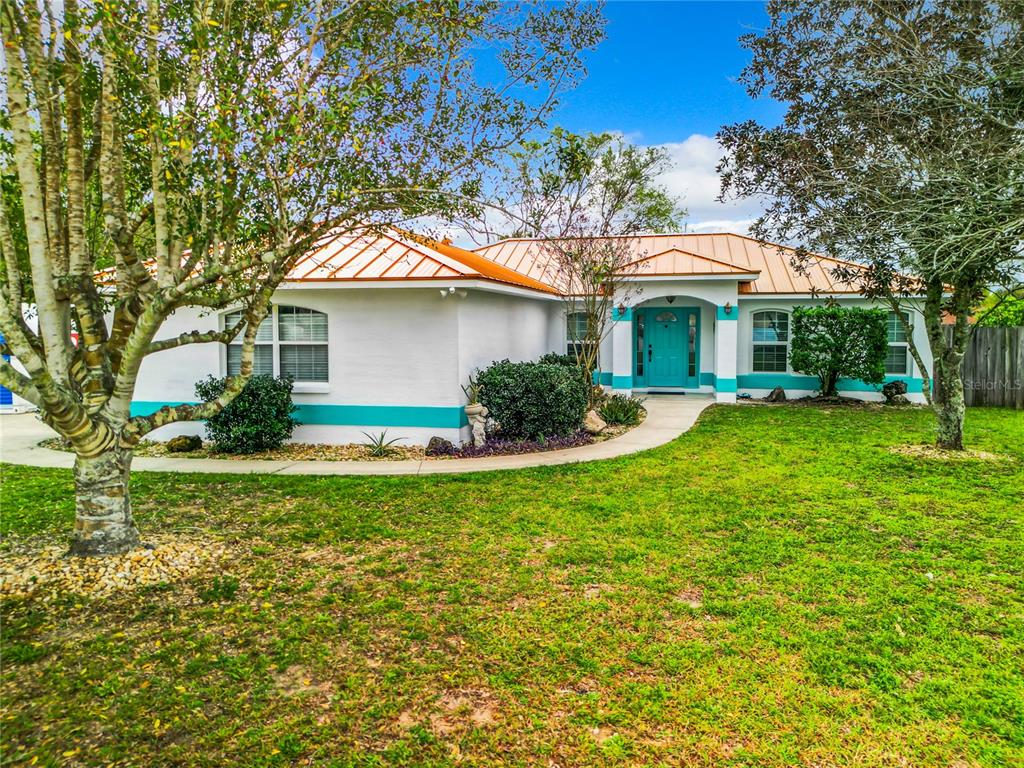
[[474, 233, 867, 295], [94, 228, 559, 295], [620, 247, 760, 278], [284, 228, 558, 294]]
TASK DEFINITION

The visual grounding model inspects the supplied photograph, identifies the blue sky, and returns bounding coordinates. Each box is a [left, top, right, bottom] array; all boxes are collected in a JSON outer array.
[[550, 1, 782, 234], [556, 1, 783, 144]]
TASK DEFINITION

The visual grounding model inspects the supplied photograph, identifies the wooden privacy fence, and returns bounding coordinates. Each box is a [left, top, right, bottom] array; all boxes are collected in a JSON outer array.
[[941, 325, 1024, 409]]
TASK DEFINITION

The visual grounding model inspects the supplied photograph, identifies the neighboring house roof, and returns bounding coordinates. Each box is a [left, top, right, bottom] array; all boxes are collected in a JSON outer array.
[[285, 228, 558, 295], [474, 233, 868, 295]]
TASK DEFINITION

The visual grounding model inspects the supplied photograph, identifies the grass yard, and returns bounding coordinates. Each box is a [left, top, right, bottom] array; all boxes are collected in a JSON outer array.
[[1, 405, 1022, 767]]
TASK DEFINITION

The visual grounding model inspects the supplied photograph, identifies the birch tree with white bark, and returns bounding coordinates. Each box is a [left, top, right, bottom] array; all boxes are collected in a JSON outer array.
[[0, 0, 603, 555]]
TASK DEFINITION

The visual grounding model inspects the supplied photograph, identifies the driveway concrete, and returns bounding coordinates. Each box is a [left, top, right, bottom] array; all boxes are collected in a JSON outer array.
[[0, 395, 713, 476]]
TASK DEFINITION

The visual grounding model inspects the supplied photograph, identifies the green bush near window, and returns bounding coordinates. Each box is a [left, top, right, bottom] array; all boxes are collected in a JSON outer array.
[[538, 352, 582, 369], [789, 306, 888, 397], [538, 351, 593, 388], [477, 360, 589, 439], [194, 374, 298, 453], [599, 394, 646, 426]]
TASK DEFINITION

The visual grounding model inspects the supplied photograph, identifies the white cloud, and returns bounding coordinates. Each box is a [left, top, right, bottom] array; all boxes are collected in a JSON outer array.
[[430, 132, 769, 247], [652, 133, 766, 235]]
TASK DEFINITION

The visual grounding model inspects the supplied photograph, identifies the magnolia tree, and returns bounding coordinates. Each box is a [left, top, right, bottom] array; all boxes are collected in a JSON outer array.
[[0, 0, 603, 555], [718, 0, 1024, 449], [466, 129, 683, 378]]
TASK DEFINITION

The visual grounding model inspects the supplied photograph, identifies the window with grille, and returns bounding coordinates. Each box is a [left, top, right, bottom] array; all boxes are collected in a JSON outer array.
[[225, 306, 329, 382], [751, 310, 790, 373], [224, 310, 274, 377], [885, 311, 911, 375], [566, 311, 594, 358]]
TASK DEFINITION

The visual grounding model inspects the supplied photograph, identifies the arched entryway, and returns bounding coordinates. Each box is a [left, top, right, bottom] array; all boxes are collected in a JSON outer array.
[[634, 305, 701, 389]]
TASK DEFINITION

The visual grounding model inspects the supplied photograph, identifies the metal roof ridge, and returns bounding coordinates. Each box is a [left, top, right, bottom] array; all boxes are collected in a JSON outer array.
[[619, 245, 762, 275]]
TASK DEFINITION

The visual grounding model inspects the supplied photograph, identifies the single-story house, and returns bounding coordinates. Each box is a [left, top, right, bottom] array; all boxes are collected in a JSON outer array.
[[3, 228, 931, 441]]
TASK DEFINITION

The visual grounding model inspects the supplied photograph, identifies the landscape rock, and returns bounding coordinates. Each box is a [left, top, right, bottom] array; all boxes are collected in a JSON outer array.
[[166, 434, 202, 452], [883, 380, 909, 404], [583, 409, 607, 435], [765, 386, 787, 403], [426, 436, 455, 456]]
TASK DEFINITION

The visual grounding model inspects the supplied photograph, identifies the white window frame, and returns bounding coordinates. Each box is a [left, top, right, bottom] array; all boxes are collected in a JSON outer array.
[[885, 310, 912, 376], [566, 310, 596, 358], [223, 305, 330, 393], [751, 309, 791, 373]]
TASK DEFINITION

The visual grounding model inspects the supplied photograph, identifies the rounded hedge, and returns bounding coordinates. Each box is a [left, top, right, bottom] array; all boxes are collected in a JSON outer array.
[[477, 359, 589, 439], [195, 374, 298, 454]]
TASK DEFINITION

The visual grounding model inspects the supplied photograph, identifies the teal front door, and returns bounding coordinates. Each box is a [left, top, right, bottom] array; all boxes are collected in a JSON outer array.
[[639, 308, 700, 388], [647, 309, 685, 386]]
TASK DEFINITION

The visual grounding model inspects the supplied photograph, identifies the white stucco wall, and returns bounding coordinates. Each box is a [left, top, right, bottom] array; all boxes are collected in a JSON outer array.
[[735, 296, 933, 402], [595, 284, 933, 403], [456, 290, 562, 383], [127, 284, 560, 445]]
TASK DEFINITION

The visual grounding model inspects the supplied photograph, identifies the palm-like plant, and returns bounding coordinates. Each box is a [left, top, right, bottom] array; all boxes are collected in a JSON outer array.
[[361, 431, 404, 458]]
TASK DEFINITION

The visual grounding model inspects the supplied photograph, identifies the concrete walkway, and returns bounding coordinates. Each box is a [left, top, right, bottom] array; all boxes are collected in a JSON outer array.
[[0, 395, 713, 476]]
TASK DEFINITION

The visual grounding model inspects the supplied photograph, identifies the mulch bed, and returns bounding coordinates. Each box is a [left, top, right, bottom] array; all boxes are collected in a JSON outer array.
[[38, 422, 637, 463], [738, 395, 920, 408], [0, 536, 228, 601], [888, 444, 1013, 462]]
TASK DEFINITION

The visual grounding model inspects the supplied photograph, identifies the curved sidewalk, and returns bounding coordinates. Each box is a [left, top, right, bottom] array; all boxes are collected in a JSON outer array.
[[0, 395, 713, 477]]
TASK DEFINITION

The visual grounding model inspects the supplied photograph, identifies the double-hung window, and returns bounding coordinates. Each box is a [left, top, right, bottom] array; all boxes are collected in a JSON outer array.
[[566, 311, 593, 358], [278, 306, 329, 381], [751, 310, 790, 372], [225, 305, 329, 383], [885, 311, 911, 376], [224, 310, 274, 376]]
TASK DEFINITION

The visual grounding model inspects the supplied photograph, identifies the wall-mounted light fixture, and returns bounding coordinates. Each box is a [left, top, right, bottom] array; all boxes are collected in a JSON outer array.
[[724, 301, 733, 315], [666, 296, 676, 304]]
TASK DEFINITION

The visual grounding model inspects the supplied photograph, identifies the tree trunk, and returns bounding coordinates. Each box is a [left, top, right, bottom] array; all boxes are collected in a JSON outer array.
[[70, 448, 141, 556], [934, 362, 965, 450], [821, 371, 839, 397]]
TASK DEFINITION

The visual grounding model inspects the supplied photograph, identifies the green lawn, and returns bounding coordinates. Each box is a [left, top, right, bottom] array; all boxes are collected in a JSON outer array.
[[2, 405, 1022, 767]]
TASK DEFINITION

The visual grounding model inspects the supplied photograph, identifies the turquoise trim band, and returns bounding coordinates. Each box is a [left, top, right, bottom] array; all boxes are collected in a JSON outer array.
[[611, 375, 633, 389], [716, 305, 738, 321], [129, 401, 193, 417], [699, 372, 716, 386], [591, 371, 612, 386], [611, 306, 634, 321], [735, 374, 924, 394], [716, 377, 737, 393], [295, 404, 467, 428], [130, 401, 469, 428]]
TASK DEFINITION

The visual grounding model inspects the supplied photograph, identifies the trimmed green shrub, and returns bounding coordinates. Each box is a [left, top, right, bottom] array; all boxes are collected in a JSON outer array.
[[789, 306, 887, 396], [538, 352, 584, 369], [538, 351, 592, 385], [477, 359, 588, 439], [599, 394, 646, 426], [195, 374, 298, 453]]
